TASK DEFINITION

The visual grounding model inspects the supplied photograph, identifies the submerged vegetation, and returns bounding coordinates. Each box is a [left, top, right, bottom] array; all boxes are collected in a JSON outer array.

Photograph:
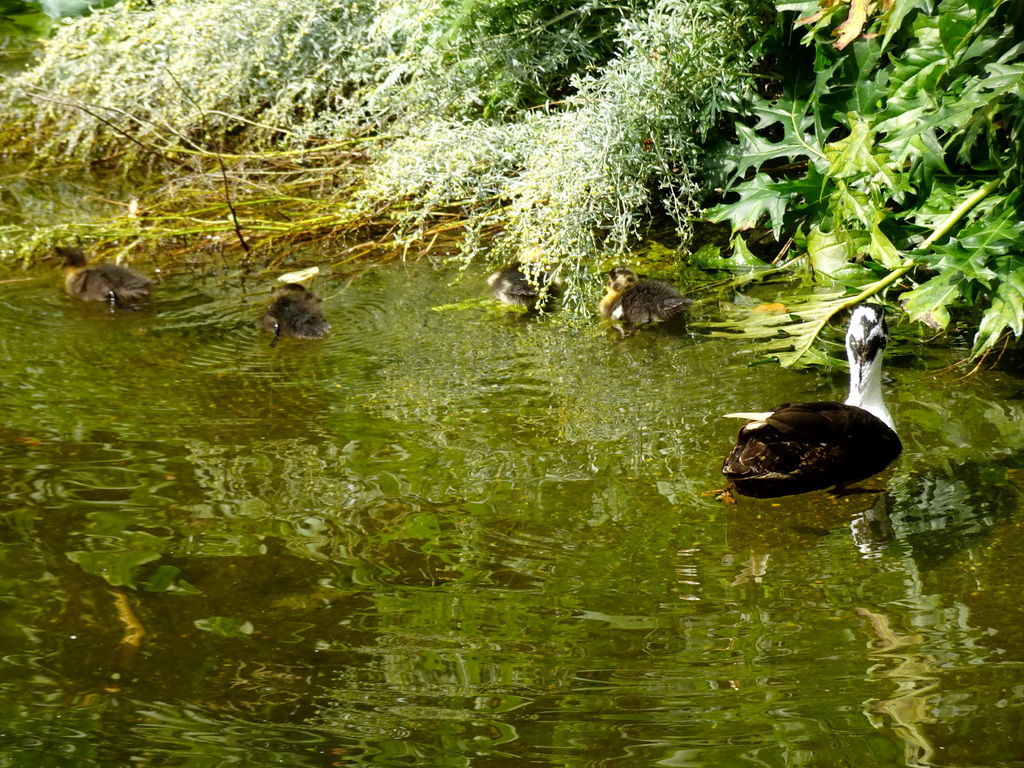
[[2, 0, 1023, 362]]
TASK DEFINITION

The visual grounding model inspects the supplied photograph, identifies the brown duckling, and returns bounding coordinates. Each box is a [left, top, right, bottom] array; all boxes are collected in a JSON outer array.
[[722, 304, 901, 498], [58, 246, 153, 309], [488, 261, 562, 310], [261, 283, 330, 346], [598, 266, 691, 325]]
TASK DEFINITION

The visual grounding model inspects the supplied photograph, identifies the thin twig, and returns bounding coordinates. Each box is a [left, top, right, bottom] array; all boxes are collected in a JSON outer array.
[[159, 67, 251, 256], [9, 81, 185, 167]]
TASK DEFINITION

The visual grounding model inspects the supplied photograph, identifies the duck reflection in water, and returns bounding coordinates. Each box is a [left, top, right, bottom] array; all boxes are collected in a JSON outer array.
[[261, 283, 330, 347], [722, 304, 901, 498], [726, 492, 896, 586], [58, 246, 153, 312]]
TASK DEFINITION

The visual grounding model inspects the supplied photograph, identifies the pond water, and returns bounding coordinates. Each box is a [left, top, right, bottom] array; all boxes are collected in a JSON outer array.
[[1, 256, 1024, 767]]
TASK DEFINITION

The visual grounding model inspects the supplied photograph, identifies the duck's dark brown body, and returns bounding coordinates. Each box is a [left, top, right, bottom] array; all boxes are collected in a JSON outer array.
[[722, 401, 902, 498], [261, 283, 330, 340], [59, 247, 152, 304], [599, 267, 691, 325]]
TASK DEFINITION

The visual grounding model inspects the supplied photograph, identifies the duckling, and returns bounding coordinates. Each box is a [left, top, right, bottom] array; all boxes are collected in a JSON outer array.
[[261, 283, 330, 346], [598, 266, 691, 325], [721, 304, 902, 498], [58, 246, 153, 310], [488, 261, 562, 309]]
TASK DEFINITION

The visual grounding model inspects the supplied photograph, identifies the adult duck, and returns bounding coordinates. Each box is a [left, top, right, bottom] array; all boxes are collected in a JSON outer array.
[[722, 304, 901, 498], [58, 246, 153, 309], [261, 283, 330, 346], [599, 266, 691, 326]]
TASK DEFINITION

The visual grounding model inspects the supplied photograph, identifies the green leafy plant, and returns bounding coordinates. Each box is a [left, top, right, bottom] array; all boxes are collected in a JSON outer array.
[[358, 0, 769, 313], [709, 0, 1024, 364], [2, 0, 768, 315], [7, 0, 1024, 364]]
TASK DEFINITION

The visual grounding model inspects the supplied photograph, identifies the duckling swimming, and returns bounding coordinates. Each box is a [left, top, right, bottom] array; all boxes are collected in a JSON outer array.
[[488, 261, 562, 310], [58, 246, 153, 310], [599, 266, 691, 326], [721, 304, 901, 498], [261, 283, 330, 346]]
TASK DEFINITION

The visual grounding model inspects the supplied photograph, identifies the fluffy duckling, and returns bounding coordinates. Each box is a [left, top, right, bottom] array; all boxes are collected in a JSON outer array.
[[58, 246, 153, 309], [598, 266, 691, 325], [721, 304, 901, 498], [488, 261, 562, 310], [261, 283, 330, 346]]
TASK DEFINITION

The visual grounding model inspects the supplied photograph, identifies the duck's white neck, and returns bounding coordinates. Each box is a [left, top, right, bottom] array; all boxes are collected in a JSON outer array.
[[845, 350, 894, 431]]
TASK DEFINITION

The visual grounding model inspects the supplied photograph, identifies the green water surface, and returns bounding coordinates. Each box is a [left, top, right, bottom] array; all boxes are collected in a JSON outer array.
[[1, 259, 1023, 767]]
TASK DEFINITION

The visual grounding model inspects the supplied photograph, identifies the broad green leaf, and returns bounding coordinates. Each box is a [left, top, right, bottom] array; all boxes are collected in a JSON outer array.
[[701, 289, 854, 367], [824, 117, 902, 196], [825, 118, 877, 179], [938, 0, 981, 59], [729, 234, 772, 268], [889, 128, 951, 182], [0, 5, 51, 37], [957, 28, 1002, 69], [724, 97, 825, 182], [0, 0, 37, 13], [831, 179, 878, 228], [706, 174, 788, 237], [782, 165, 835, 215], [877, 14, 946, 123], [686, 238, 768, 270], [811, 55, 844, 105], [845, 41, 890, 116], [807, 225, 854, 277], [902, 178, 974, 232], [931, 243, 997, 284], [880, 0, 931, 51], [868, 223, 907, 270], [973, 256, 1024, 356], [901, 270, 966, 330], [930, 211, 1024, 282], [805, 225, 876, 282], [912, 68, 1024, 142]]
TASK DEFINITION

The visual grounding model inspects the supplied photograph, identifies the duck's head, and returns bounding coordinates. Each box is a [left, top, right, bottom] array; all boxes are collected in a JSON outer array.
[[56, 247, 89, 270], [845, 303, 894, 429], [277, 283, 309, 295], [846, 304, 888, 369], [606, 266, 638, 293]]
